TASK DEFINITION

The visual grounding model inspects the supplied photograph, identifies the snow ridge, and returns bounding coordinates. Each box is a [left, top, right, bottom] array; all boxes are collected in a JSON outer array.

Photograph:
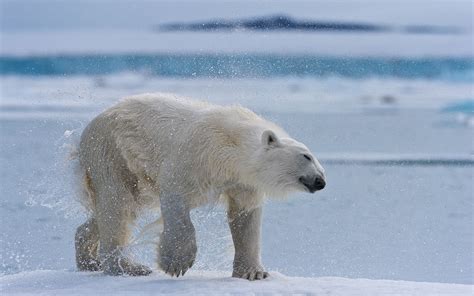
[[1, 270, 472, 296]]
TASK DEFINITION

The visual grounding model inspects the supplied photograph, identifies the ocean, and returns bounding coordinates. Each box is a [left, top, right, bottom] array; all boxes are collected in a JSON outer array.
[[1, 54, 472, 81]]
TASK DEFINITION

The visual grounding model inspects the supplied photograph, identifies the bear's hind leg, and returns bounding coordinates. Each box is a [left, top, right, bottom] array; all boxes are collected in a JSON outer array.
[[95, 185, 152, 276], [75, 218, 101, 271]]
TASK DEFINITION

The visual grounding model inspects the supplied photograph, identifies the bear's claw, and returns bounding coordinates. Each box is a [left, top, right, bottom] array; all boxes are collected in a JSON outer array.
[[233, 267, 269, 281], [160, 256, 195, 277], [248, 271, 269, 281]]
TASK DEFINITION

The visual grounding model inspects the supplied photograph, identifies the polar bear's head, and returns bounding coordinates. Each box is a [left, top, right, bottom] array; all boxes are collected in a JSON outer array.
[[249, 130, 326, 197]]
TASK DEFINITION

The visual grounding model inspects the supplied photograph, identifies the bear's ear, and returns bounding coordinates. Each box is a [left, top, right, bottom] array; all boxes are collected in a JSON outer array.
[[261, 130, 280, 148]]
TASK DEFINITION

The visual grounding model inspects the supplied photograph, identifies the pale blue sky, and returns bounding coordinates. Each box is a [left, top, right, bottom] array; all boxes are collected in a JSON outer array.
[[1, 0, 472, 32]]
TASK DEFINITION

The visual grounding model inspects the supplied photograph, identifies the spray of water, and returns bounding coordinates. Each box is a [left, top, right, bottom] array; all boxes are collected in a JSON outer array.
[[23, 123, 234, 272], [24, 124, 86, 220]]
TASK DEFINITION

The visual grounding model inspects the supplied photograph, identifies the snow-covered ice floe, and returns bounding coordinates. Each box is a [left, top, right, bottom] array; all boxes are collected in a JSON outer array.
[[319, 153, 474, 166], [1, 75, 473, 120], [1, 270, 472, 295]]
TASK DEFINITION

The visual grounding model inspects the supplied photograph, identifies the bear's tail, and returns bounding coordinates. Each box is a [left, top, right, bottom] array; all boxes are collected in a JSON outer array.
[[69, 137, 96, 215], [79, 169, 97, 214], [72, 159, 96, 215]]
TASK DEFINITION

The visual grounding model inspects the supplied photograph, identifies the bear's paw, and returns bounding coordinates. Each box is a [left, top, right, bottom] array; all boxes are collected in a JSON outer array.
[[102, 256, 152, 276], [158, 229, 197, 277], [233, 264, 269, 281]]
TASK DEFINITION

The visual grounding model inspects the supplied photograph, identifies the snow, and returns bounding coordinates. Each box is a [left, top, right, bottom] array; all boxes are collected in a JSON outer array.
[[1, 270, 472, 295]]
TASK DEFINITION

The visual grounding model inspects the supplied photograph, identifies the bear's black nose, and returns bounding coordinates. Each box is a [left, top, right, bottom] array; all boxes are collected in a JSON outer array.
[[313, 177, 326, 191], [299, 176, 326, 193]]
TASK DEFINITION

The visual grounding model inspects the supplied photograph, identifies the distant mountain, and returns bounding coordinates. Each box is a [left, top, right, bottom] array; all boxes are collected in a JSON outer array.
[[157, 15, 387, 32], [156, 15, 462, 34]]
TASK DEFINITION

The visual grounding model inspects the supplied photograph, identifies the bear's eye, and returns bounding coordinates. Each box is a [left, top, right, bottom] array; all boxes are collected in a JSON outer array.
[[303, 154, 312, 161]]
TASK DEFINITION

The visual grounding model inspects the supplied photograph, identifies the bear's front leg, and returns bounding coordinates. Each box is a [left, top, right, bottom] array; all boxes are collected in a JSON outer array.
[[228, 198, 269, 281], [158, 192, 197, 277]]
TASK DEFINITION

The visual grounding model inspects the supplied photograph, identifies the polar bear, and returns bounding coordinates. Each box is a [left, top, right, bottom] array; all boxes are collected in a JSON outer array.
[[75, 93, 326, 280]]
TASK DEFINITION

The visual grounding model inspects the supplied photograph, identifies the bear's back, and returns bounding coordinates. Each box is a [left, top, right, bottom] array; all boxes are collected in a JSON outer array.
[[123, 93, 212, 116]]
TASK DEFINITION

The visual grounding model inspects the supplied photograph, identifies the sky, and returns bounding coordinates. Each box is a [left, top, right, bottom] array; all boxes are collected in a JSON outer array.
[[1, 0, 472, 32]]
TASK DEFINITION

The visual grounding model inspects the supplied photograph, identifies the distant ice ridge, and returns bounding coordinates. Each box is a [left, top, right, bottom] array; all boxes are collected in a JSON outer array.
[[0, 75, 472, 119], [1, 270, 472, 295]]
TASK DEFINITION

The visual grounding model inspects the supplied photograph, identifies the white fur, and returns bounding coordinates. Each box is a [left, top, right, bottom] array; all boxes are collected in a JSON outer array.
[[79, 93, 324, 213], [75, 93, 325, 277]]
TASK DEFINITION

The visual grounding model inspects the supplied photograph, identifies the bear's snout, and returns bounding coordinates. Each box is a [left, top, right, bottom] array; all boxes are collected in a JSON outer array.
[[299, 175, 326, 193]]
